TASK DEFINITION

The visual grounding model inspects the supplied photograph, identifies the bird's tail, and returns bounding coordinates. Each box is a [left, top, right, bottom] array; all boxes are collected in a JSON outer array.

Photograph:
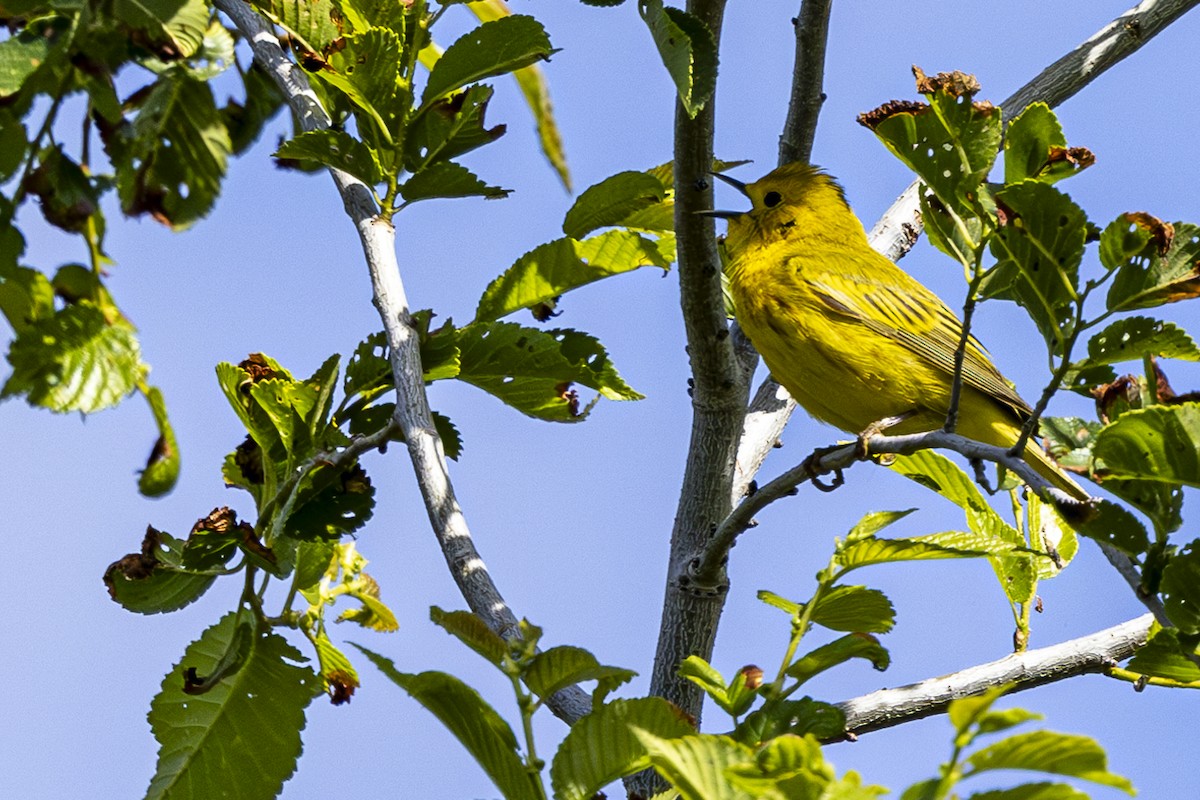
[[1018, 437, 1090, 503]]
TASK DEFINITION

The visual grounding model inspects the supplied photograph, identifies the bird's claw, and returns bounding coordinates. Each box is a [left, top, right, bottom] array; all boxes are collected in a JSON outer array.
[[856, 411, 918, 459]]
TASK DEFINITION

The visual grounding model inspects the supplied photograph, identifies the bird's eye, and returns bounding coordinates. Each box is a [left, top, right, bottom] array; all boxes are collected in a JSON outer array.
[[763, 190, 783, 208]]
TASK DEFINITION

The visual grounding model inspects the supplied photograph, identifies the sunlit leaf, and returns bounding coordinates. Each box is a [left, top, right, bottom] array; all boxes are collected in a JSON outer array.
[[1107, 222, 1200, 311], [635, 731, 756, 800], [785, 634, 889, 684], [146, 615, 320, 799], [967, 731, 1134, 794], [421, 15, 554, 107], [524, 646, 636, 703], [639, 0, 717, 118], [430, 607, 508, 667], [1160, 540, 1200, 633], [1092, 403, 1200, 487], [808, 585, 895, 633], [139, 385, 181, 497], [1126, 626, 1200, 682]]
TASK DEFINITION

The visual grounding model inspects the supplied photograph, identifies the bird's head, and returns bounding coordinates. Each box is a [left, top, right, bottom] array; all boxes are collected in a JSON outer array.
[[703, 162, 858, 256]]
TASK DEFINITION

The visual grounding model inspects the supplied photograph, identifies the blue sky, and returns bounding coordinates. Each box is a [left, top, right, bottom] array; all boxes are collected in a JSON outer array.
[[5, 1, 1200, 797]]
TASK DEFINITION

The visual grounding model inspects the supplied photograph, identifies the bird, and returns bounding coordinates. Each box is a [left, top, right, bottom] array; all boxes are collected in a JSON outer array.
[[708, 161, 1088, 503]]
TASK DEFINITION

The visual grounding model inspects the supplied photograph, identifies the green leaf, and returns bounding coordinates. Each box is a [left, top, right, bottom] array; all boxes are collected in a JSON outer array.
[[1126, 626, 1200, 682], [921, 190, 984, 270], [639, 0, 717, 118], [785, 634, 889, 684], [967, 784, 1090, 800], [835, 529, 1003, 572], [0, 26, 57, 97], [275, 129, 383, 185], [421, 15, 554, 107], [1092, 403, 1200, 487], [294, 540, 336, 591], [313, 28, 402, 143], [146, 614, 321, 800], [947, 686, 1008, 736], [111, 73, 231, 229], [861, 74, 1001, 214], [635, 731, 757, 800], [404, 84, 505, 173], [25, 146, 101, 232], [475, 231, 671, 322], [353, 647, 542, 800], [678, 656, 726, 700], [901, 778, 942, 800], [1107, 222, 1200, 312], [430, 607, 508, 667], [890, 451, 1035, 604], [252, 0, 342, 52], [808, 585, 895, 633], [524, 646, 636, 703], [287, 462, 375, 539], [1079, 316, 1200, 368], [1003, 103, 1090, 185], [1074, 499, 1150, 557], [1098, 213, 1154, 271], [139, 385, 181, 497], [450, 321, 642, 421], [563, 170, 670, 239], [113, 0, 210, 58], [989, 181, 1087, 347], [400, 161, 509, 203], [738, 698, 847, 744], [550, 698, 694, 800], [338, 587, 399, 631], [1039, 416, 1099, 473], [3, 303, 141, 413], [0, 260, 52, 335], [306, 625, 360, 703], [845, 509, 918, 542], [1161, 540, 1200, 633], [104, 528, 223, 614], [966, 731, 1134, 794], [976, 707, 1045, 736], [756, 590, 802, 615]]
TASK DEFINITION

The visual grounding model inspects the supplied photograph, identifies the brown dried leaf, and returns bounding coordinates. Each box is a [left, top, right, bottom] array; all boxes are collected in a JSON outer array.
[[856, 99, 927, 131], [912, 65, 980, 97]]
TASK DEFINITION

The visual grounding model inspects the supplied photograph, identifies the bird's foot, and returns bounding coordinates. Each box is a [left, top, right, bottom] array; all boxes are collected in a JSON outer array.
[[855, 410, 918, 459], [802, 444, 847, 493]]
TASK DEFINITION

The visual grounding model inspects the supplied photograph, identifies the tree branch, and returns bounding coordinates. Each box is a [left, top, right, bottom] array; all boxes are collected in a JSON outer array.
[[834, 614, 1153, 737], [647, 0, 741, 735], [214, 0, 591, 723], [777, 0, 833, 166]]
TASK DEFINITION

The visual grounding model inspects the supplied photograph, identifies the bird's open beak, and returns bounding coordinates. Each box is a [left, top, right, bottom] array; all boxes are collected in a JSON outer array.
[[697, 172, 751, 219]]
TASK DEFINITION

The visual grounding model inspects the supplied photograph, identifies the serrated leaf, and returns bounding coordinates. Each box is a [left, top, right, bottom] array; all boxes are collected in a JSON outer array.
[[1126, 626, 1200, 682], [976, 707, 1045, 736], [294, 540, 337, 591], [845, 509, 918, 542], [808, 585, 895, 633], [862, 77, 1001, 214], [339, 589, 398, 632], [104, 529, 222, 614], [421, 15, 554, 106], [1039, 416, 1099, 472], [1003, 103, 1090, 185], [639, 0, 717, 118], [785, 634, 889, 684], [989, 181, 1086, 347], [475, 230, 670, 322], [635, 731, 757, 800], [114, 0, 209, 58], [139, 385, 181, 497], [111, 73, 230, 229], [451, 321, 641, 421], [224, 63, 286, 155], [524, 646, 636, 703], [275, 129, 382, 185], [3, 303, 141, 413], [287, 462, 375, 539], [1098, 213, 1155, 272], [306, 625, 360, 703], [1160, 540, 1200, 633], [563, 170, 670, 239], [966, 731, 1134, 794], [1092, 403, 1200, 487], [405, 84, 505, 172], [921, 189, 983, 270], [430, 607, 508, 667], [146, 614, 321, 800], [252, 0, 342, 53], [1107, 222, 1200, 311], [353, 647, 542, 800], [1074, 499, 1150, 557], [400, 161, 509, 203], [757, 590, 802, 615], [1078, 316, 1200, 369], [551, 698, 694, 800], [0, 260, 52, 335], [967, 783, 1090, 800], [313, 28, 402, 143], [0, 27, 55, 97]]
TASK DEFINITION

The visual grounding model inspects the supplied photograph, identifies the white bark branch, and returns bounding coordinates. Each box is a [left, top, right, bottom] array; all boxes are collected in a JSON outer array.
[[214, 0, 591, 723], [836, 614, 1153, 736]]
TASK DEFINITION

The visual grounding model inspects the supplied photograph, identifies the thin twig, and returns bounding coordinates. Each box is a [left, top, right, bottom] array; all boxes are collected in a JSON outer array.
[[213, 0, 592, 724], [778, 0, 833, 166], [834, 614, 1153, 738]]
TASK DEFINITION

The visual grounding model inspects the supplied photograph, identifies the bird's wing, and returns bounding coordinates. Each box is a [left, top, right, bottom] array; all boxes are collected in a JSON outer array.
[[801, 253, 1032, 418]]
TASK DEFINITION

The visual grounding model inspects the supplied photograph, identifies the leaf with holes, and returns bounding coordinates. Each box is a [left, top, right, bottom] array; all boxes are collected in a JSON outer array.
[[1107, 222, 1200, 311], [405, 84, 505, 173], [1093, 404, 1200, 487]]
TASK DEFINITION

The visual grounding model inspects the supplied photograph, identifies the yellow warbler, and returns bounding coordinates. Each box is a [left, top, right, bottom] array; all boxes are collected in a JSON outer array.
[[712, 162, 1087, 502]]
